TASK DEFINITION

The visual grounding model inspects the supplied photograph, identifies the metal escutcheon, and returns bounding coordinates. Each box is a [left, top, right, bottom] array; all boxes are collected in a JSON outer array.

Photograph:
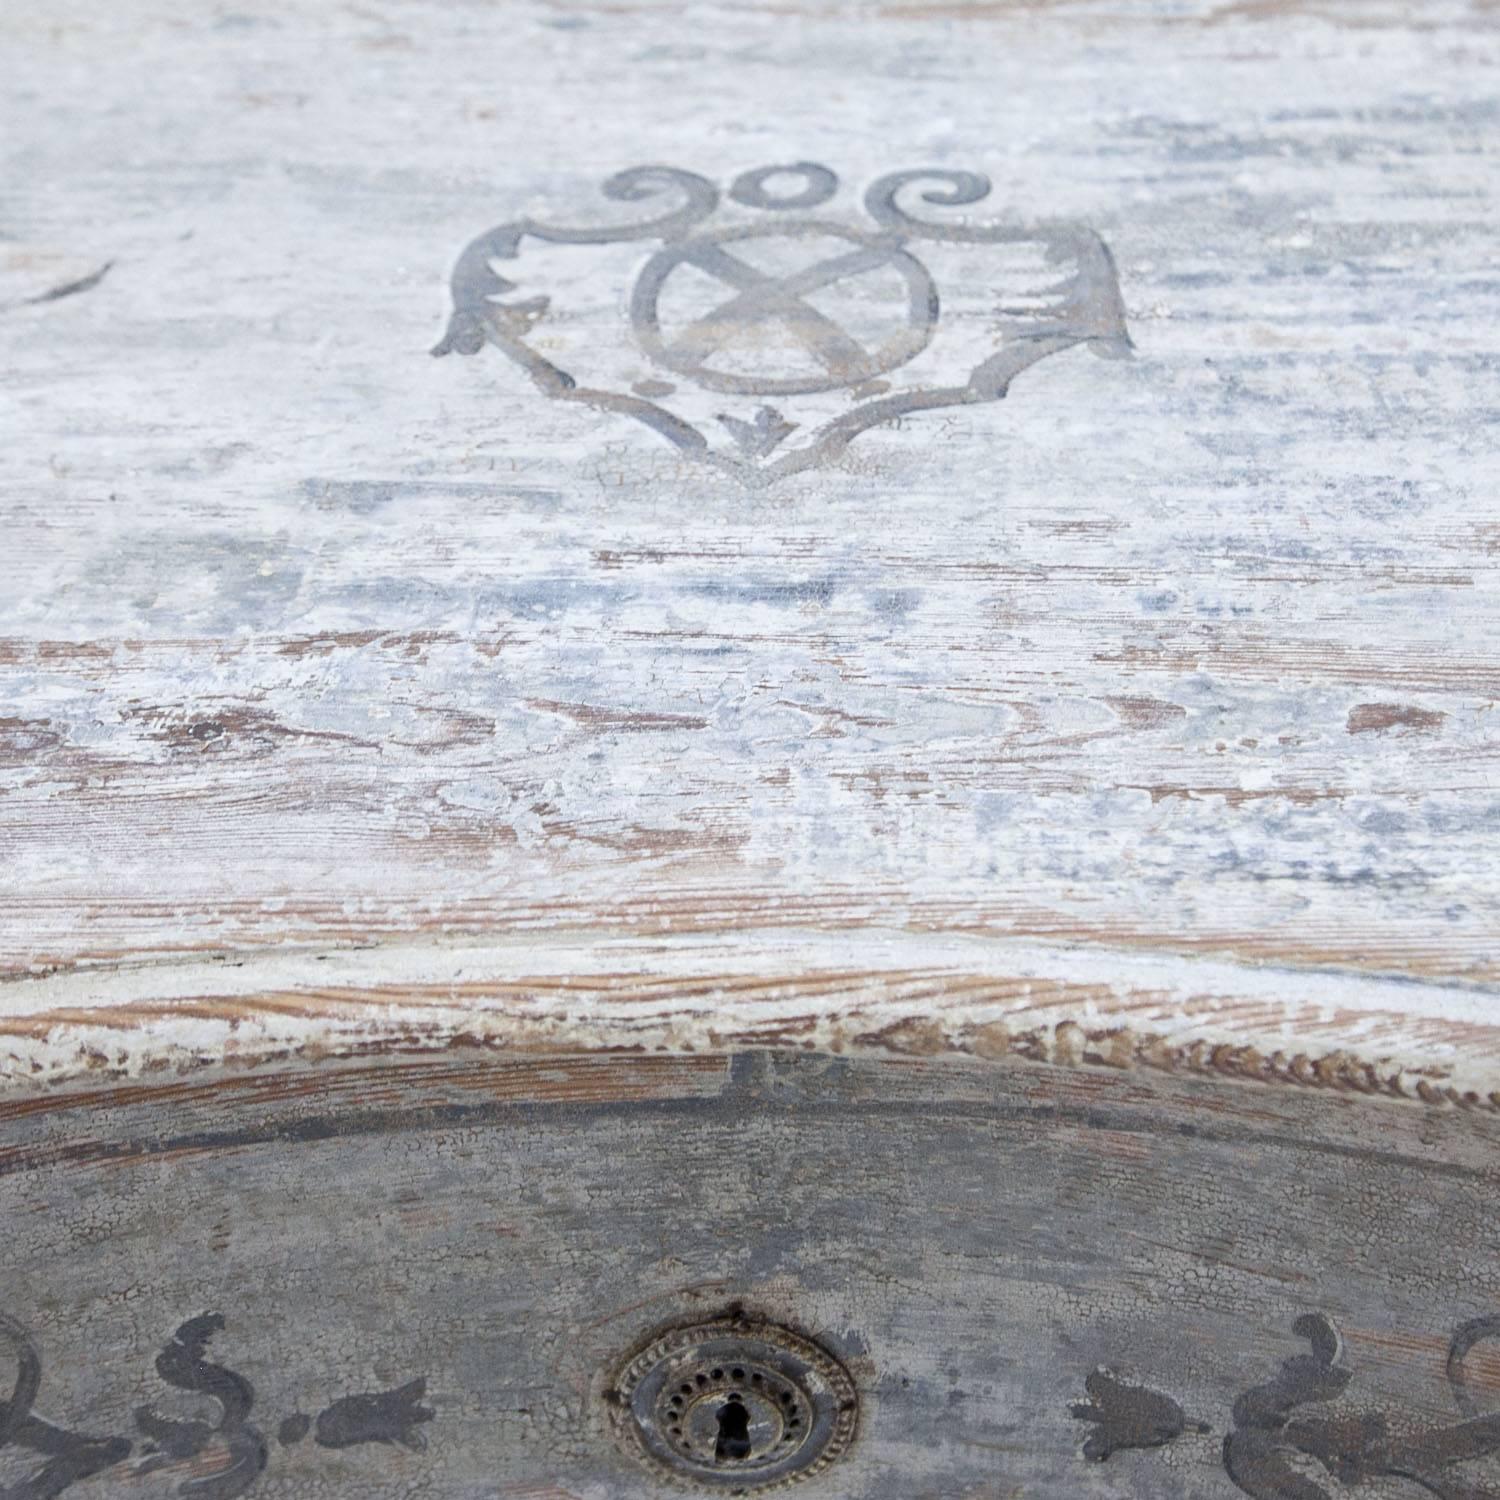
[[613, 1316, 858, 1491]]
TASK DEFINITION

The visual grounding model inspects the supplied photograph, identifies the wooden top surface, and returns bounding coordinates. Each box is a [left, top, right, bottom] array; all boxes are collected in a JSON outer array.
[[2, 0, 1498, 1098]]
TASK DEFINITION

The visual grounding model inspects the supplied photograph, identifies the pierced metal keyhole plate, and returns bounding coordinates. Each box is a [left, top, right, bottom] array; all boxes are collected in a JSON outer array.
[[614, 1317, 858, 1490]]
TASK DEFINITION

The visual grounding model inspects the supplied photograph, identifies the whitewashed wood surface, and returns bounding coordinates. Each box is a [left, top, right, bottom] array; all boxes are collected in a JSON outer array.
[[3, 0, 1499, 1101]]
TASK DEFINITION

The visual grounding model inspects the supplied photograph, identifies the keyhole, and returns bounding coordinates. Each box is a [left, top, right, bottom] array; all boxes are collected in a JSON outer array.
[[714, 1395, 752, 1462]]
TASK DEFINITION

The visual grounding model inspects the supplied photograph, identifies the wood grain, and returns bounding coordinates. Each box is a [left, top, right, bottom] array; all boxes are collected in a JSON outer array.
[[2, 0, 1498, 1093]]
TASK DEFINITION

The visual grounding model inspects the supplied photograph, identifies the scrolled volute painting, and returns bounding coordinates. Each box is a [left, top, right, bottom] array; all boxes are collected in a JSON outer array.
[[434, 163, 1132, 485], [4, 1, 1500, 1498]]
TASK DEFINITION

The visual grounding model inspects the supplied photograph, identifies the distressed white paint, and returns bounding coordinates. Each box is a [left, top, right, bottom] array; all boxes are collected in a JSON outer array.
[[2, 0, 1498, 1097]]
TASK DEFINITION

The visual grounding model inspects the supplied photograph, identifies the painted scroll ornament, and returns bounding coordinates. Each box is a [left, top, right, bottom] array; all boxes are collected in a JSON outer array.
[[434, 163, 1132, 486]]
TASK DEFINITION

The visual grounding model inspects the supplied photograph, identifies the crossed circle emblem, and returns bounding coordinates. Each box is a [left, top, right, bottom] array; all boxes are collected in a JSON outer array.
[[631, 221, 938, 397]]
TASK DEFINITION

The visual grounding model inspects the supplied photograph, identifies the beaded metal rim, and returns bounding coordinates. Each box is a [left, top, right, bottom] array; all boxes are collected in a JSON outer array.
[[612, 1317, 859, 1491]]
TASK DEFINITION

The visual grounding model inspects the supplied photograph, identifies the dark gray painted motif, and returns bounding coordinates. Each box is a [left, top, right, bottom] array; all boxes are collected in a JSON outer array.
[[23, 260, 112, 306], [134, 1314, 267, 1497], [0, 1315, 431, 1495], [0, 1315, 131, 1500], [433, 164, 1131, 485], [728, 163, 838, 212], [1080, 1312, 1500, 1499], [311, 1381, 434, 1452], [629, 221, 938, 397], [1071, 1368, 1208, 1460]]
